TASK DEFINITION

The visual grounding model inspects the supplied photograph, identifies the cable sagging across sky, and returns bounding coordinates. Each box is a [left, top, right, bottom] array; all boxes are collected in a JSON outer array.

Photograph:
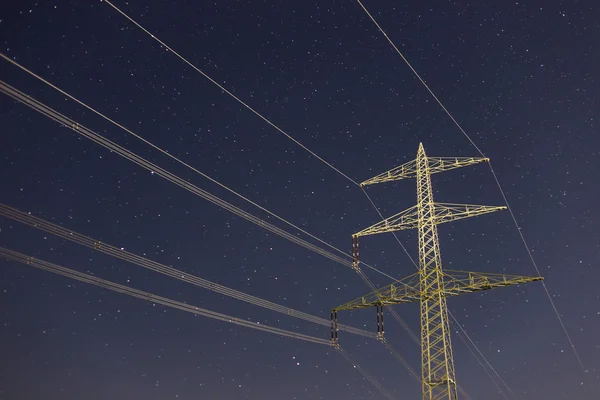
[[0, 247, 398, 399], [0, 80, 350, 268], [0, 202, 373, 339], [0, 247, 331, 346]]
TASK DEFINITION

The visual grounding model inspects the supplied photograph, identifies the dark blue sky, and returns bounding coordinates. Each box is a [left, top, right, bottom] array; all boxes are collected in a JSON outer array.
[[1, 1, 598, 399]]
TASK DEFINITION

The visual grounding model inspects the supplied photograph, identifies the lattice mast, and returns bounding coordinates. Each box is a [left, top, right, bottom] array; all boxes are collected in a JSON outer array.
[[332, 143, 543, 400]]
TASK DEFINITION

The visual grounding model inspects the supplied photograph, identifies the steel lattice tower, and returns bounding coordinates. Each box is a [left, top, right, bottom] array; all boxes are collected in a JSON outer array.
[[332, 143, 543, 400]]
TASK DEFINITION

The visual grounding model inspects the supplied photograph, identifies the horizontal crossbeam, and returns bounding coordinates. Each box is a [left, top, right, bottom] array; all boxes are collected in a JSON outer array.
[[354, 203, 506, 237], [360, 157, 489, 186], [333, 270, 543, 311]]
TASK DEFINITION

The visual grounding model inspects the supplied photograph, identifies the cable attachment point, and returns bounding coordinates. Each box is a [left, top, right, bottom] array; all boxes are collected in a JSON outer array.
[[376, 304, 385, 341], [351, 236, 360, 272], [330, 310, 340, 348]]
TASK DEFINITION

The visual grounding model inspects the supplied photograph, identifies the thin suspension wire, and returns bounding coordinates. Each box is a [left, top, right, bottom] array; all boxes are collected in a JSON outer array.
[[450, 317, 511, 400], [488, 163, 586, 372], [354, 0, 484, 156], [0, 203, 374, 339], [102, 0, 359, 187], [381, 338, 419, 381], [355, 0, 585, 374], [337, 346, 397, 400], [361, 186, 418, 267], [0, 247, 331, 346]]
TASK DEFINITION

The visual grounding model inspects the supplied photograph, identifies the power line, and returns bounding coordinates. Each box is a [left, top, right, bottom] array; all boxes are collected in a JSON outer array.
[[0, 80, 350, 267], [337, 346, 397, 400], [0, 246, 331, 346], [354, 0, 586, 375], [0, 53, 397, 284], [0, 247, 398, 399], [450, 318, 511, 400], [0, 202, 374, 339], [102, 0, 359, 187], [0, 51, 351, 267]]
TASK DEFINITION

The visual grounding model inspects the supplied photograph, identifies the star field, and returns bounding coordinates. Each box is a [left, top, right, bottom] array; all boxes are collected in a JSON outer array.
[[1, 1, 599, 399]]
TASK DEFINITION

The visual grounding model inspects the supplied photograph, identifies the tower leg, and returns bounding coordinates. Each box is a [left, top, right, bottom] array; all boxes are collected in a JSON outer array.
[[416, 144, 458, 400]]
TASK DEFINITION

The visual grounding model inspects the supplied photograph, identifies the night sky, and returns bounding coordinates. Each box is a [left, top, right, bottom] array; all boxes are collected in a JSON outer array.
[[1, 1, 599, 399]]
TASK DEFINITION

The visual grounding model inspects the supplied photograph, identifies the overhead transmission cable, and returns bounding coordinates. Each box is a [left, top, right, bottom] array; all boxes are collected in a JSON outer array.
[[354, 0, 585, 375], [0, 202, 373, 339], [337, 347, 396, 400], [0, 51, 354, 267], [451, 319, 510, 400], [0, 80, 351, 268], [0, 52, 394, 282], [380, 337, 472, 400], [0, 247, 331, 346], [0, 247, 397, 399], [102, 0, 359, 187]]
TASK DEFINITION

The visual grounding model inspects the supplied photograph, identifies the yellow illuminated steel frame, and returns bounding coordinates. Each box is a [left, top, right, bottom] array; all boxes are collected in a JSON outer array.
[[333, 143, 542, 400]]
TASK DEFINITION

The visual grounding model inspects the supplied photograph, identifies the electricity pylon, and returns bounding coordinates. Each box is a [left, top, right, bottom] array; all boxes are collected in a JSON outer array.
[[332, 143, 543, 400]]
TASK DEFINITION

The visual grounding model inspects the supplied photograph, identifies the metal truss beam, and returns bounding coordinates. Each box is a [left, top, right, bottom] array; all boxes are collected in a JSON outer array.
[[333, 270, 543, 311], [354, 203, 506, 237], [360, 156, 489, 187]]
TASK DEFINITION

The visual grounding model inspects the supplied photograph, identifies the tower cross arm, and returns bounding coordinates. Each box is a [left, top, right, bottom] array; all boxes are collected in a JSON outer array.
[[354, 205, 419, 237], [360, 156, 488, 187], [433, 202, 506, 225], [441, 270, 543, 297], [333, 272, 422, 311], [333, 270, 543, 312], [353, 202, 505, 238], [361, 159, 418, 186], [426, 156, 489, 175]]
